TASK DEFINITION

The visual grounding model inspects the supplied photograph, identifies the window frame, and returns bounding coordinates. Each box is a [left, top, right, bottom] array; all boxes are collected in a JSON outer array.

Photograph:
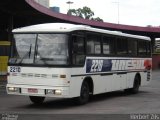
[[127, 38, 138, 57], [86, 32, 102, 56], [70, 31, 86, 67], [102, 35, 116, 56], [138, 40, 148, 57], [115, 37, 128, 56]]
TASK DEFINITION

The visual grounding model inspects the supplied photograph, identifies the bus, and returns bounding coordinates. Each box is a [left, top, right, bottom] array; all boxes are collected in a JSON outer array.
[[0, 41, 10, 76], [7, 23, 152, 105]]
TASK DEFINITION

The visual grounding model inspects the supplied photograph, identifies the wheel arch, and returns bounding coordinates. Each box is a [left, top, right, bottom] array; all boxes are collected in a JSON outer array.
[[83, 76, 94, 94], [135, 73, 141, 85]]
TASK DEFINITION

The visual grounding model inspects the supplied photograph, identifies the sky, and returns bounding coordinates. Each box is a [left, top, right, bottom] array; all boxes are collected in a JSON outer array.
[[49, 0, 160, 27]]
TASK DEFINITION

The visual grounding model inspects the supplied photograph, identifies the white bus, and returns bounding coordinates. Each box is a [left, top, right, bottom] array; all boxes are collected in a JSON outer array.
[[7, 23, 152, 105]]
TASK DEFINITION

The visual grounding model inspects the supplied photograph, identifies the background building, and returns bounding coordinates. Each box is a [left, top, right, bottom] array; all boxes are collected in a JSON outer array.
[[155, 38, 160, 51], [50, 6, 60, 13], [34, 0, 49, 8]]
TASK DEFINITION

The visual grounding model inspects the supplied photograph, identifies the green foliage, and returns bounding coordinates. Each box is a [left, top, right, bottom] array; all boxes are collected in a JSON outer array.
[[92, 17, 103, 22], [67, 6, 103, 22]]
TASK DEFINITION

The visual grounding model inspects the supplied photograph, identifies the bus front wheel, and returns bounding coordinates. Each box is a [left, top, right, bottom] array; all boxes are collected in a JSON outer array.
[[29, 96, 45, 104], [75, 81, 90, 105]]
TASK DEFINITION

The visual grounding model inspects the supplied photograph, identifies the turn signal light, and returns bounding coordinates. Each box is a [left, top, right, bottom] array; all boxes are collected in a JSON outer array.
[[60, 75, 66, 78]]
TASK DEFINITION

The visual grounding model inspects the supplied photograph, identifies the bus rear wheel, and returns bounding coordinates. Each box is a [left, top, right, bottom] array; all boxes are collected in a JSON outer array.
[[75, 81, 90, 105], [125, 75, 140, 94], [29, 96, 45, 105]]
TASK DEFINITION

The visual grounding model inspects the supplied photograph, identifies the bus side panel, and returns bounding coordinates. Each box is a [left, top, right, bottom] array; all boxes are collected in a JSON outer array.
[[93, 74, 126, 94], [140, 71, 150, 86], [70, 76, 83, 97], [70, 68, 85, 97], [70, 69, 115, 97], [112, 74, 127, 91], [90, 73, 127, 95], [126, 72, 136, 88], [102, 75, 113, 92], [90, 75, 108, 94]]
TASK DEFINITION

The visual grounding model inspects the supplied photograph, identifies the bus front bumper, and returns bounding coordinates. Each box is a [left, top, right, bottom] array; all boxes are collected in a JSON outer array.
[[6, 84, 70, 98]]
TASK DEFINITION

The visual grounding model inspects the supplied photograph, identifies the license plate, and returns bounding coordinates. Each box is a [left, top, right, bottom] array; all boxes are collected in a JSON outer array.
[[28, 88, 38, 93]]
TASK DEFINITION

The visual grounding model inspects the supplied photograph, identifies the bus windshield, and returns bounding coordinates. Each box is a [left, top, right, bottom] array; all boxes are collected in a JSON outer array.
[[9, 34, 69, 65]]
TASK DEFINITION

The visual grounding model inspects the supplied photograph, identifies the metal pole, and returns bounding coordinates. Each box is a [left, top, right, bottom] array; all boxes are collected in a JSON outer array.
[[118, 2, 119, 24], [66, 1, 74, 11], [112, 1, 120, 24]]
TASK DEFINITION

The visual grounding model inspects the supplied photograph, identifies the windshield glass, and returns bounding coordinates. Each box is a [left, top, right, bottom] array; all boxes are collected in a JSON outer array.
[[9, 34, 69, 65], [35, 34, 69, 65]]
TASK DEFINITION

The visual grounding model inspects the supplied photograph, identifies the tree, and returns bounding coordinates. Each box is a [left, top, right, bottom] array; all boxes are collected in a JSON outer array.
[[92, 17, 103, 22], [67, 6, 103, 22]]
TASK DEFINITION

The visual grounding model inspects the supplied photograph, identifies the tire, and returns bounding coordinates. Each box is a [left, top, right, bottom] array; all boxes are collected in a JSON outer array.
[[131, 75, 140, 94], [125, 75, 140, 94], [75, 81, 90, 105], [29, 96, 45, 105]]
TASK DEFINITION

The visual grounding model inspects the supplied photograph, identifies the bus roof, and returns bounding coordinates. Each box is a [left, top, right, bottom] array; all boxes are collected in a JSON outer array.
[[12, 23, 150, 41]]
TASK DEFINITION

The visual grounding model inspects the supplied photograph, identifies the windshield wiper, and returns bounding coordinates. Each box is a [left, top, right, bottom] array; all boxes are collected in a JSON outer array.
[[34, 44, 50, 65], [18, 44, 32, 64]]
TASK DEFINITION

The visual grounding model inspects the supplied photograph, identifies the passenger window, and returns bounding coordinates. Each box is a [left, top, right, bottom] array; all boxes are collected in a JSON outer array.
[[103, 36, 115, 55], [138, 41, 147, 56], [128, 39, 138, 56], [146, 41, 151, 56], [87, 34, 101, 54], [117, 38, 128, 55], [72, 36, 85, 65]]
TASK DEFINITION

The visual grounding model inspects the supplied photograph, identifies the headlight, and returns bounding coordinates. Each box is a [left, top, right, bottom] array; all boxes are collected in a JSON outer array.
[[46, 89, 62, 95], [54, 89, 62, 95], [46, 89, 54, 94], [7, 87, 20, 93]]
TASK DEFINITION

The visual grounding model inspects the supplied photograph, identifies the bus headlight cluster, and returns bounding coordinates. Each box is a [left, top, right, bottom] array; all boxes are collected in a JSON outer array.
[[46, 89, 62, 95], [7, 87, 20, 93], [55, 89, 62, 95]]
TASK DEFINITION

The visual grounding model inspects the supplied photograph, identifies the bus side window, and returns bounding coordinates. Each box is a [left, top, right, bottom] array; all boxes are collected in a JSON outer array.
[[138, 41, 147, 56], [147, 41, 151, 56], [116, 38, 128, 55], [86, 34, 101, 54], [128, 39, 138, 56], [103, 36, 115, 55], [72, 36, 85, 65]]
